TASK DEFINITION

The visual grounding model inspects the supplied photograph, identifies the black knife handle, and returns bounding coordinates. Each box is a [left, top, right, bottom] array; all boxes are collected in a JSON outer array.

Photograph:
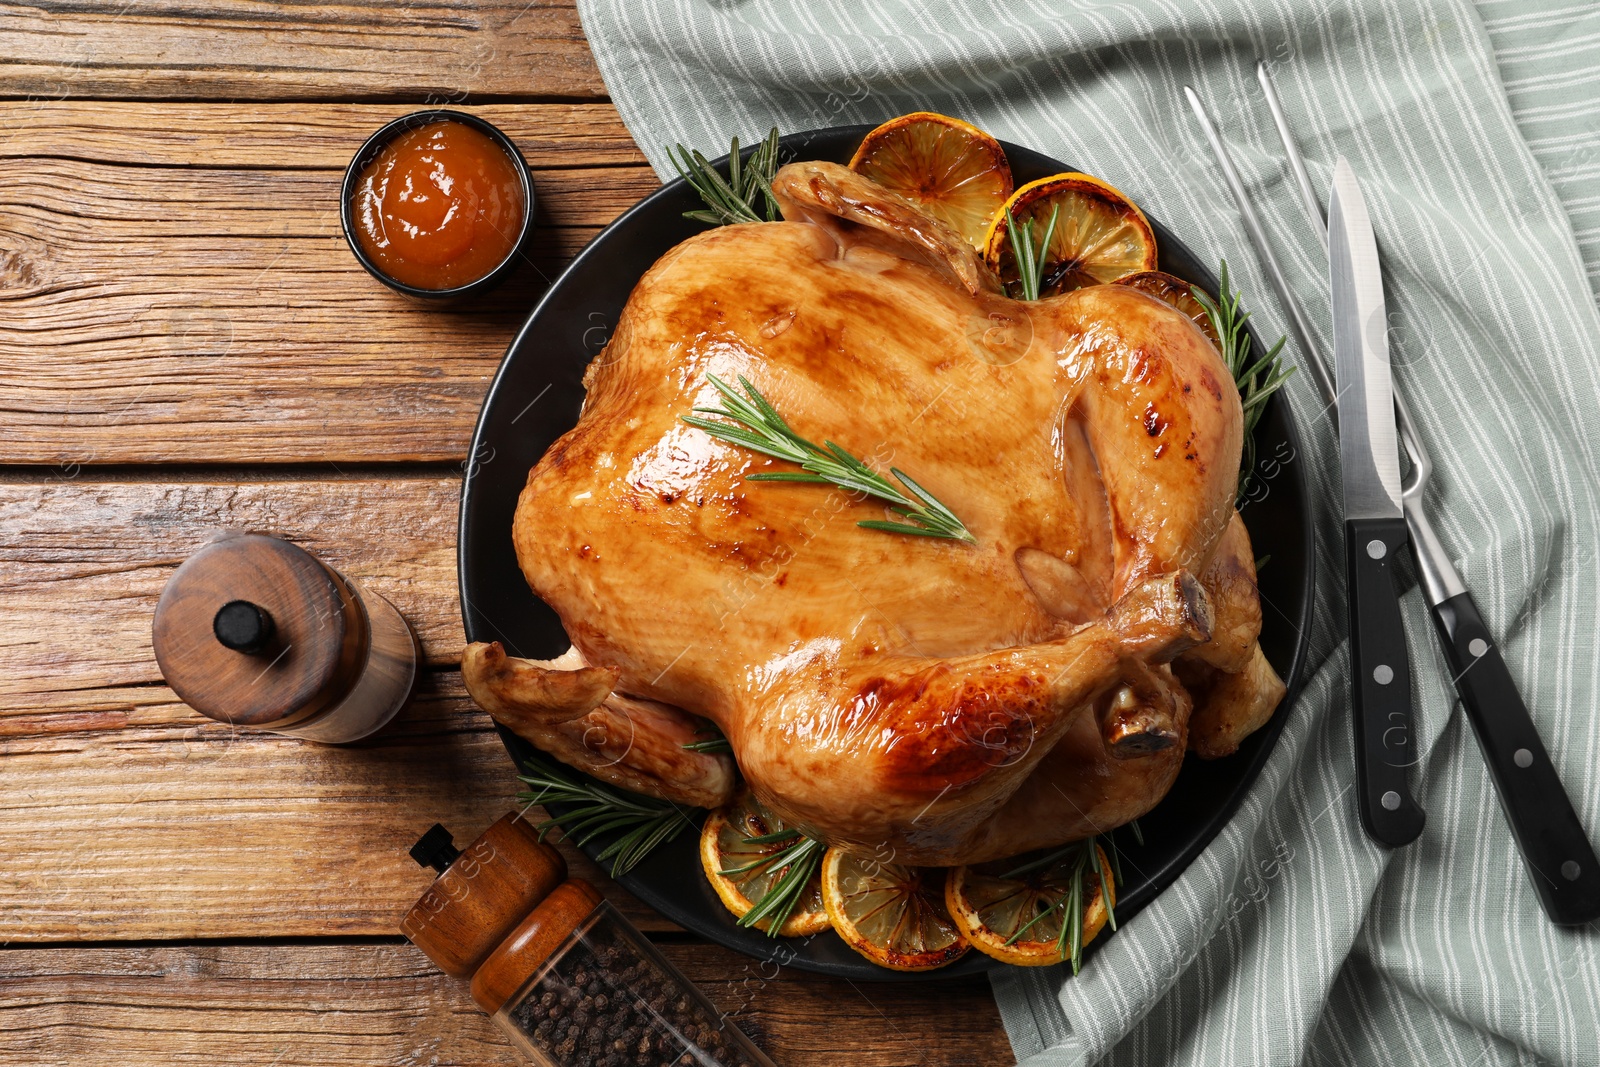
[[1429, 591, 1600, 924], [1346, 516, 1426, 846]]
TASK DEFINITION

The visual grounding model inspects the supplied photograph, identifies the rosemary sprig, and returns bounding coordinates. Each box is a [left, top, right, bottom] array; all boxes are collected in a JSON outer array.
[[682, 721, 732, 754], [725, 829, 826, 937], [1190, 260, 1294, 495], [1000, 834, 1121, 975], [681, 373, 977, 544], [668, 127, 782, 226], [1003, 204, 1061, 301], [516, 751, 696, 878]]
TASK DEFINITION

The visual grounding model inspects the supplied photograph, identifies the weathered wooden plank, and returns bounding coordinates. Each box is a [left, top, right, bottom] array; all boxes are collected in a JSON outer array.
[[0, 101, 645, 167], [0, 667, 677, 940], [0, 941, 1014, 1066], [0, 1, 603, 101], [0, 475, 466, 694], [0, 104, 659, 466]]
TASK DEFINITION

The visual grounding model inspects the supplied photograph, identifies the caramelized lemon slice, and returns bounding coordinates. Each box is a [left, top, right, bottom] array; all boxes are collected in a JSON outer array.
[[820, 847, 970, 971], [982, 173, 1158, 298], [1116, 269, 1221, 351], [849, 111, 1014, 249], [700, 791, 828, 937], [945, 843, 1115, 967]]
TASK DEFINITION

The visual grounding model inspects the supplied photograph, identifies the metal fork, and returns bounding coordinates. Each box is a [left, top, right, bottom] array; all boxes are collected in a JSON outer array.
[[1185, 65, 1600, 924]]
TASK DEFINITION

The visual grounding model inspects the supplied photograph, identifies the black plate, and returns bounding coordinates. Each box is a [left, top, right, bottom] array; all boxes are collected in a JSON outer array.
[[459, 126, 1316, 981]]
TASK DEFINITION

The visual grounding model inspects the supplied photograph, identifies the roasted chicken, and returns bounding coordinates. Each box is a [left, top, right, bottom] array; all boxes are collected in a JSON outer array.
[[465, 161, 1283, 865]]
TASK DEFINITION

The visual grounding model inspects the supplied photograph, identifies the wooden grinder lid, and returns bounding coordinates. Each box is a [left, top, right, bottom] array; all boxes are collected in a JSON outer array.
[[152, 533, 368, 728], [402, 813, 569, 979]]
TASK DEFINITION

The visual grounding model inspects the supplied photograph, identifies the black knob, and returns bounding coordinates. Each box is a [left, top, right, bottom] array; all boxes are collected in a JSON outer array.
[[213, 600, 275, 654], [410, 824, 461, 874]]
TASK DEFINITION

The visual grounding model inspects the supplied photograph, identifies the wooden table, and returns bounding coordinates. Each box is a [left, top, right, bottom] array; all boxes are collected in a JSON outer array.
[[0, 5, 1014, 1064]]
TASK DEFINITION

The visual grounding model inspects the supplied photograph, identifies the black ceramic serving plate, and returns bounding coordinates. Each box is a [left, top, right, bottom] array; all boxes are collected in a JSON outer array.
[[459, 125, 1315, 981]]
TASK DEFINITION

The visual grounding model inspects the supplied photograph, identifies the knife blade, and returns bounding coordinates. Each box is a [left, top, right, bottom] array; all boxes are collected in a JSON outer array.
[[1329, 157, 1425, 847]]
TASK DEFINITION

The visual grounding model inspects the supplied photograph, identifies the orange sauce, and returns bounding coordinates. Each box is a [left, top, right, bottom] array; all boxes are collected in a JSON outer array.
[[353, 120, 526, 290]]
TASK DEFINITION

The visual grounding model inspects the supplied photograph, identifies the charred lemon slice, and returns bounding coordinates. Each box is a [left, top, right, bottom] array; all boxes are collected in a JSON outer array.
[[700, 791, 828, 937], [945, 842, 1115, 968], [820, 847, 970, 971], [1116, 269, 1221, 351], [982, 173, 1157, 298], [849, 111, 1014, 249]]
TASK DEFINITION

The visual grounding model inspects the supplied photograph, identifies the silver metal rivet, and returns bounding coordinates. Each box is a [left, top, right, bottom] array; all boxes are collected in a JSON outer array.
[[1374, 664, 1394, 685], [1562, 861, 1582, 882], [1468, 638, 1488, 658], [1381, 790, 1401, 811], [1367, 539, 1386, 560], [1514, 748, 1533, 769]]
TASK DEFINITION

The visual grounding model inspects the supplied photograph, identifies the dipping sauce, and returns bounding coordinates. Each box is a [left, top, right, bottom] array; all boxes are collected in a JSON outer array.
[[352, 120, 526, 291]]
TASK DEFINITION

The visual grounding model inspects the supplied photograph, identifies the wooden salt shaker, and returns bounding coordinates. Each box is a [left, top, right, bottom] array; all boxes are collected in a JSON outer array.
[[152, 531, 417, 742]]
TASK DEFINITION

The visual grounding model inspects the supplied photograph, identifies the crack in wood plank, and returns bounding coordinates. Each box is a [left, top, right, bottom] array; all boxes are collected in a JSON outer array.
[[0, 2, 604, 101]]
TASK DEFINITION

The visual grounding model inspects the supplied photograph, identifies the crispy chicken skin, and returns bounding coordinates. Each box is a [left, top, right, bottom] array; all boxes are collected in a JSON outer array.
[[464, 160, 1283, 864]]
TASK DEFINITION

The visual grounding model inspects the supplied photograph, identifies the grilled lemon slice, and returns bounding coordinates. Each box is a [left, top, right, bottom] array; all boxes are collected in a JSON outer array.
[[1116, 269, 1221, 351], [983, 173, 1157, 298], [700, 792, 828, 937], [820, 847, 970, 971], [849, 111, 1014, 249], [945, 842, 1115, 967]]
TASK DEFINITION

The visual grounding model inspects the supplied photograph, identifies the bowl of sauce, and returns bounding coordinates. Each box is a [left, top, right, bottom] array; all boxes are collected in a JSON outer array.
[[342, 110, 534, 299]]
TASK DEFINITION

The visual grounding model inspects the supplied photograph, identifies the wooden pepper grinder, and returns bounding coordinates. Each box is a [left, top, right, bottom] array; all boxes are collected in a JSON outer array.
[[404, 813, 775, 1067], [152, 531, 417, 743]]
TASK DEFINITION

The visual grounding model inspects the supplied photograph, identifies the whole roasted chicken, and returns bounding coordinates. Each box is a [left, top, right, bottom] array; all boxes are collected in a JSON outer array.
[[465, 161, 1283, 866]]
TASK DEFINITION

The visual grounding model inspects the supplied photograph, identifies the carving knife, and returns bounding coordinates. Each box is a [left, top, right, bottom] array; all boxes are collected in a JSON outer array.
[[1194, 68, 1600, 920], [1328, 158, 1426, 847]]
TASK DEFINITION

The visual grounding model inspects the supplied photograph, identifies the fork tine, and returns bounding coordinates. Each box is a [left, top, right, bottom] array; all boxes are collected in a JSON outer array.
[[1183, 84, 1340, 411], [1257, 60, 1329, 250], [1247, 64, 1430, 483]]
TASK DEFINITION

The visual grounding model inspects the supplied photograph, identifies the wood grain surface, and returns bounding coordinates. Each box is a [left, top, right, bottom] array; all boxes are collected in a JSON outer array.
[[1, 475, 465, 702], [0, 2, 603, 101], [0, 664, 677, 940], [0, 103, 657, 467], [0, 942, 1012, 1066]]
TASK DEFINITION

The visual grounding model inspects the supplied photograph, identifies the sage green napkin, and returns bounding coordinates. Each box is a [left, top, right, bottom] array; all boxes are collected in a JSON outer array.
[[572, 1, 1600, 1062]]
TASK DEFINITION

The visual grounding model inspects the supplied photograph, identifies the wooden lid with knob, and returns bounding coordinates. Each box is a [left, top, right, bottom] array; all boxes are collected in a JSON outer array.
[[152, 532, 369, 728], [401, 813, 570, 979]]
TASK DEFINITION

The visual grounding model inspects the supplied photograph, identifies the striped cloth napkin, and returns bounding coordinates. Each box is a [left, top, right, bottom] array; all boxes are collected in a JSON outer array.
[[571, 1, 1600, 1063]]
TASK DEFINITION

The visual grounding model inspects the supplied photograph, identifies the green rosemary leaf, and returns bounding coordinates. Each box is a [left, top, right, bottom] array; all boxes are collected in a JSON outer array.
[[1001, 841, 1078, 880], [682, 374, 976, 544], [855, 520, 957, 538], [516, 751, 696, 878], [1089, 840, 1116, 933], [719, 854, 785, 878], [738, 835, 824, 936], [1003, 886, 1074, 945], [745, 471, 833, 483], [1192, 260, 1295, 498], [682, 737, 734, 753], [1004, 203, 1061, 301], [1128, 818, 1145, 847], [667, 128, 784, 227]]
